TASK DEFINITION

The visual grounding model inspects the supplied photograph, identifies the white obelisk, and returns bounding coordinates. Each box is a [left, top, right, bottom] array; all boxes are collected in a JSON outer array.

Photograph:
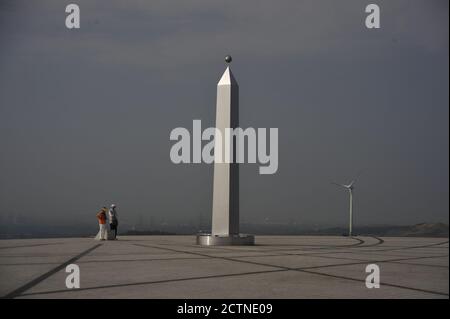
[[197, 56, 254, 246], [211, 65, 239, 236]]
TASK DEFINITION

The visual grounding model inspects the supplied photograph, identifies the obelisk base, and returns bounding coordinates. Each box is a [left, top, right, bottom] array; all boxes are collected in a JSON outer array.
[[196, 234, 255, 246]]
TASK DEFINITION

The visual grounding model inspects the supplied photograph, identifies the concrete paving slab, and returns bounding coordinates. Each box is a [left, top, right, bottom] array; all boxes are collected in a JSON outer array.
[[17, 269, 441, 299], [0, 236, 448, 299], [391, 256, 449, 267], [304, 262, 448, 297]]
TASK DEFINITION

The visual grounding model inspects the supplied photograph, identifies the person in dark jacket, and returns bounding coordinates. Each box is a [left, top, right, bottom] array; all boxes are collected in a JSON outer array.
[[108, 204, 119, 240]]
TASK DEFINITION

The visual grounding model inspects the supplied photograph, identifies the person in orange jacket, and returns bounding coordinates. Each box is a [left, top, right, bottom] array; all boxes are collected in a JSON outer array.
[[95, 207, 108, 240]]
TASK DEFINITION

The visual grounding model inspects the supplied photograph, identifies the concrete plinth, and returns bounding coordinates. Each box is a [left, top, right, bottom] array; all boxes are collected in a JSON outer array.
[[196, 233, 255, 246]]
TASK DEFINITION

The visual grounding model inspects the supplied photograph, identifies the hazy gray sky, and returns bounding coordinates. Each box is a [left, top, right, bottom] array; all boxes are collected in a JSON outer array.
[[0, 0, 448, 228]]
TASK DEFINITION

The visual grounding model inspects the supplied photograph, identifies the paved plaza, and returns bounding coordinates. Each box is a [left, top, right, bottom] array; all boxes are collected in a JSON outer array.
[[0, 236, 448, 298]]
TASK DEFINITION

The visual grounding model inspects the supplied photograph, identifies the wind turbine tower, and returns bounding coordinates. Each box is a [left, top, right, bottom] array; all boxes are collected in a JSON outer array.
[[331, 172, 362, 237]]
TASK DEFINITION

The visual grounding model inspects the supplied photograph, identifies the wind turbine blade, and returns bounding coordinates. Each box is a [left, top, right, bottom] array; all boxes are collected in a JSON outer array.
[[350, 170, 364, 186], [331, 181, 348, 188]]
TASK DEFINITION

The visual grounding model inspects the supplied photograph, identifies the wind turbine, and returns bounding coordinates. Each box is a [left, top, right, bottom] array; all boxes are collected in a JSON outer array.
[[331, 172, 362, 237]]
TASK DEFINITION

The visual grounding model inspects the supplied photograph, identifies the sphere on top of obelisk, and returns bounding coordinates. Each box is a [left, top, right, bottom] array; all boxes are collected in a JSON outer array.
[[225, 55, 232, 63]]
